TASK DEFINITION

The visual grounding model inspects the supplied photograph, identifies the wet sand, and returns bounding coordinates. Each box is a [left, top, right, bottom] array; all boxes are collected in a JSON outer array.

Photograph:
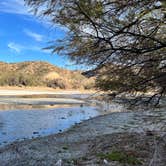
[[0, 107, 166, 166], [0, 88, 165, 165]]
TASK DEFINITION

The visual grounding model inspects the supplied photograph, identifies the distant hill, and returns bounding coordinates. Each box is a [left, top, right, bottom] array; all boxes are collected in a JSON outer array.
[[0, 61, 95, 89]]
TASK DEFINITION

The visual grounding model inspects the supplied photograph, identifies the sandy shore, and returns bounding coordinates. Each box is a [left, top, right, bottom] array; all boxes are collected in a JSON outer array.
[[0, 87, 95, 96], [0, 87, 165, 165], [0, 87, 90, 110], [0, 108, 166, 166]]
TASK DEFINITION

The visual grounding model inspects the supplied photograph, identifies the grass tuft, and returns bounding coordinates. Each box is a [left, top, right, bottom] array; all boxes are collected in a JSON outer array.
[[97, 151, 142, 165]]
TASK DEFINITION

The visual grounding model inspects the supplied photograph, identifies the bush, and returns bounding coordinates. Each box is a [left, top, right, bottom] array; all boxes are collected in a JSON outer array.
[[0, 72, 43, 86], [47, 79, 67, 89]]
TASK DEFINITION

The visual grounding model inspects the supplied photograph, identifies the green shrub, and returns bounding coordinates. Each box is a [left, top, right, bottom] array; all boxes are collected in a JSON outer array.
[[97, 151, 142, 165]]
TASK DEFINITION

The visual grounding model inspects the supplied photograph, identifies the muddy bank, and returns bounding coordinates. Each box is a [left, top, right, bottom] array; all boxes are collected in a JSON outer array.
[[0, 107, 166, 166]]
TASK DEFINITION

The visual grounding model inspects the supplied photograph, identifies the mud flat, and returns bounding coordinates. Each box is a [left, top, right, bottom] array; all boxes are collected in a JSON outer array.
[[0, 106, 166, 166]]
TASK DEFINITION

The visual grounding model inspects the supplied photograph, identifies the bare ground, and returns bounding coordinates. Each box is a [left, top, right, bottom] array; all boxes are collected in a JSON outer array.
[[0, 110, 166, 166], [0, 87, 95, 96]]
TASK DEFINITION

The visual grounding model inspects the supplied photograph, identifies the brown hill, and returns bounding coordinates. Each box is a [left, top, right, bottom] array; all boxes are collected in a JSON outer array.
[[0, 61, 95, 89]]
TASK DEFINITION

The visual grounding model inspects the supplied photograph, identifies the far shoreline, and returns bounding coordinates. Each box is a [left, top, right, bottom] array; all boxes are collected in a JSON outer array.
[[0, 86, 96, 96]]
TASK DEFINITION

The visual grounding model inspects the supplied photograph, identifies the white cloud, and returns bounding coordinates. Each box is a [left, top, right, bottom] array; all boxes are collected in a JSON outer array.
[[0, 0, 68, 32], [0, 0, 54, 29], [7, 42, 50, 54], [0, 0, 31, 16], [8, 42, 22, 53], [24, 29, 44, 41]]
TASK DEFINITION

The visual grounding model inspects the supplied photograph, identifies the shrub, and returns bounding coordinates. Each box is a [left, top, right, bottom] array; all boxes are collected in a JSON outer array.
[[47, 79, 67, 89]]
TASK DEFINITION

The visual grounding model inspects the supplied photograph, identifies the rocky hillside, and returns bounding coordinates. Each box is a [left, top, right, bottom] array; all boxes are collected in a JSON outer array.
[[0, 61, 95, 89]]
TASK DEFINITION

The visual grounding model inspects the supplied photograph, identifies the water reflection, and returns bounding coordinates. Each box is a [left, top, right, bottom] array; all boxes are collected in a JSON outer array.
[[0, 92, 127, 147], [0, 94, 113, 146], [0, 116, 3, 129], [2, 95, 165, 147], [0, 106, 102, 146], [0, 104, 77, 111]]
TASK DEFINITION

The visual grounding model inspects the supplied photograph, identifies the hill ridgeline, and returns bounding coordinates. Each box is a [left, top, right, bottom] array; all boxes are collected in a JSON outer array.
[[0, 61, 95, 89]]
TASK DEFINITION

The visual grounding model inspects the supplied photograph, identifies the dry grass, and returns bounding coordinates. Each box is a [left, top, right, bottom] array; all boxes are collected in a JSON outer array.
[[0, 61, 95, 90]]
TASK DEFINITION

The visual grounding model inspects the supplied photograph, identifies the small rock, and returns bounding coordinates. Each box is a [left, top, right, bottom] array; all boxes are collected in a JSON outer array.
[[61, 117, 66, 119], [146, 130, 154, 136], [33, 131, 39, 134], [55, 159, 62, 166], [103, 159, 109, 164]]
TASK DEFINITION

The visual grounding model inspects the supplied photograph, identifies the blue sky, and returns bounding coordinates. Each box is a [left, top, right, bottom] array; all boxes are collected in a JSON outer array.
[[0, 0, 80, 70]]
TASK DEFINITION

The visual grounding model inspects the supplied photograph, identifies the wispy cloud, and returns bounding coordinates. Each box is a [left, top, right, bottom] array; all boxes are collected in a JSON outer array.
[[0, 0, 52, 27], [24, 29, 44, 42], [7, 42, 50, 54], [0, 0, 53, 28], [8, 42, 22, 53], [0, 0, 68, 32], [0, 0, 31, 16]]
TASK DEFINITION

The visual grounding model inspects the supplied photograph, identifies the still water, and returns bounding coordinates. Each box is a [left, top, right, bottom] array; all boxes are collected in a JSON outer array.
[[0, 94, 123, 146]]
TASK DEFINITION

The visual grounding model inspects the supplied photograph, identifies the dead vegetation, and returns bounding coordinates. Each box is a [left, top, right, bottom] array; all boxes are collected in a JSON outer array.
[[0, 61, 95, 89]]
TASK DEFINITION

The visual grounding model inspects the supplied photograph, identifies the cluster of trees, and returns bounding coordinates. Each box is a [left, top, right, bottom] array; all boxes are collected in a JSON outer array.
[[26, 0, 166, 105]]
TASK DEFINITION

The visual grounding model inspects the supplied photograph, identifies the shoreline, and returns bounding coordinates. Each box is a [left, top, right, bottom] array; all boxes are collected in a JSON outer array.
[[0, 87, 95, 96], [0, 109, 166, 165], [0, 87, 165, 165], [0, 86, 95, 91]]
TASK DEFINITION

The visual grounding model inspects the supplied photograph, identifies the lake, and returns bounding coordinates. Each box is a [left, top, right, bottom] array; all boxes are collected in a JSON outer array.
[[0, 93, 124, 146], [1, 92, 165, 147]]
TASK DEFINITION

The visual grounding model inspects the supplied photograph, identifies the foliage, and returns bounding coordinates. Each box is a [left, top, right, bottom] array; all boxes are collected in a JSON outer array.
[[0, 61, 94, 89], [25, 0, 166, 105], [0, 72, 41, 86], [47, 78, 67, 89], [97, 151, 142, 165]]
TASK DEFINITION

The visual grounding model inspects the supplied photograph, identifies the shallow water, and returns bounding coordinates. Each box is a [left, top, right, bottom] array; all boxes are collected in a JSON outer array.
[[0, 94, 122, 146], [1, 94, 165, 147], [0, 106, 100, 146]]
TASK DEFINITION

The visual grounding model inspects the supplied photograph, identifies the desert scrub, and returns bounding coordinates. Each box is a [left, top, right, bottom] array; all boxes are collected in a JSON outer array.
[[0, 61, 95, 89], [97, 151, 142, 165]]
